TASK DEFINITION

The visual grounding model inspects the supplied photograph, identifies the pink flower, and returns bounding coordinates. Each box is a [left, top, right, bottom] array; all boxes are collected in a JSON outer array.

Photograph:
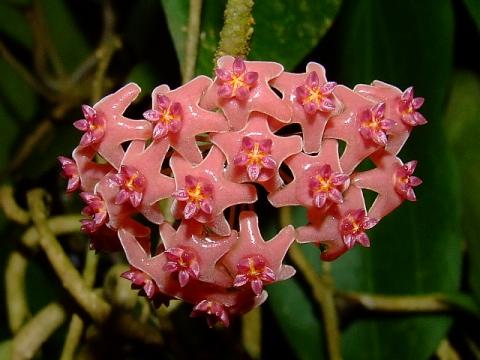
[[143, 94, 182, 140], [73, 105, 106, 147], [309, 164, 349, 208], [394, 160, 422, 201], [173, 175, 214, 220], [79, 192, 107, 233], [121, 267, 163, 301], [233, 255, 276, 296], [57, 156, 80, 193], [163, 247, 200, 287], [190, 300, 230, 328], [216, 57, 259, 100], [110, 165, 146, 207], [339, 209, 378, 248], [233, 136, 277, 182], [296, 71, 337, 114], [398, 87, 427, 126], [359, 102, 395, 146]]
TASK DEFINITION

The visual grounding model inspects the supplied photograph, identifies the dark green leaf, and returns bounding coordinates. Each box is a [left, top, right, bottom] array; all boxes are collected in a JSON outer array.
[[41, 0, 89, 71], [330, 0, 460, 359], [463, 0, 480, 31], [160, 0, 189, 72], [0, 101, 19, 171], [0, 3, 33, 48], [443, 71, 480, 302], [126, 62, 158, 100], [161, 0, 226, 77], [249, 0, 341, 70], [0, 58, 38, 122], [268, 279, 325, 360]]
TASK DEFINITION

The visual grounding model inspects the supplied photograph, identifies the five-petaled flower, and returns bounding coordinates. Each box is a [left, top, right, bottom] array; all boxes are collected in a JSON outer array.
[[163, 247, 200, 287], [143, 94, 183, 139], [394, 160, 423, 201], [216, 57, 259, 100], [233, 255, 276, 296], [57, 156, 80, 193], [309, 164, 349, 208], [359, 102, 395, 146], [79, 192, 107, 233], [121, 267, 161, 300], [295, 71, 336, 115], [234, 137, 277, 182], [398, 87, 427, 126], [173, 175, 214, 220], [191, 300, 230, 328], [73, 105, 106, 147], [110, 165, 146, 207], [339, 209, 378, 248]]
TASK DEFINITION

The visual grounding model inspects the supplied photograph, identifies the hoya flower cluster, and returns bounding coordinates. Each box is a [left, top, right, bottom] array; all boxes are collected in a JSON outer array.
[[59, 56, 425, 327]]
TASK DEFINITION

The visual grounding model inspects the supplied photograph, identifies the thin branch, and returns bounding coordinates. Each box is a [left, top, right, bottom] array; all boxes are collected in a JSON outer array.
[[26, 189, 111, 323], [60, 249, 99, 360], [11, 302, 67, 360], [182, 0, 203, 83], [21, 214, 82, 250], [6, 251, 30, 334], [0, 185, 30, 225], [0, 40, 53, 99], [215, 0, 255, 60], [281, 207, 342, 360]]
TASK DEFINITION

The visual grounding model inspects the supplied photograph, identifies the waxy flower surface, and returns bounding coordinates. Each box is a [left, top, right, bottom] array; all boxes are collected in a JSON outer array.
[[60, 56, 425, 327]]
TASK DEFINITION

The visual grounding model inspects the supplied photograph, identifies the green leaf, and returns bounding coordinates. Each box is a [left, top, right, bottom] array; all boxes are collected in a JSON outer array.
[[268, 279, 325, 360], [161, 0, 189, 72], [443, 71, 480, 302], [0, 101, 19, 171], [329, 0, 460, 359], [41, 0, 89, 71], [0, 3, 33, 48], [463, 0, 480, 31], [0, 58, 38, 122], [249, 0, 341, 70], [126, 62, 158, 99], [161, 0, 226, 77]]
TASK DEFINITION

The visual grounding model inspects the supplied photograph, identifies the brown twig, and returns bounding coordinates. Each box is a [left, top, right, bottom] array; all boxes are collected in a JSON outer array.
[[26, 189, 111, 323]]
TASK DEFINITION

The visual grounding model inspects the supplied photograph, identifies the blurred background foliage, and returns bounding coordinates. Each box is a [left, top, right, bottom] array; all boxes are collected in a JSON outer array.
[[0, 0, 479, 359]]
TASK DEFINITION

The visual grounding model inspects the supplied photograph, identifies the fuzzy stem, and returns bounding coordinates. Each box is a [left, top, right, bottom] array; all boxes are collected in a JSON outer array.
[[183, 0, 203, 83], [11, 302, 67, 360], [216, 0, 255, 60], [6, 252, 30, 334], [26, 189, 111, 323], [280, 207, 342, 360], [0, 185, 30, 224]]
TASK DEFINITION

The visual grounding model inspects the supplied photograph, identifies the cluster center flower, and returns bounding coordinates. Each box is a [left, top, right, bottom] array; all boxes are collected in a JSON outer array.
[[295, 71, 336, 114], [111, 165, 146, 207], [143, 95, 183, 139], [163, 247, 200, 287], [216, 58, 259, 100], [234, 137, 276, 182], [174, 175, 214, 220], [308, 164, 348, 208]]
